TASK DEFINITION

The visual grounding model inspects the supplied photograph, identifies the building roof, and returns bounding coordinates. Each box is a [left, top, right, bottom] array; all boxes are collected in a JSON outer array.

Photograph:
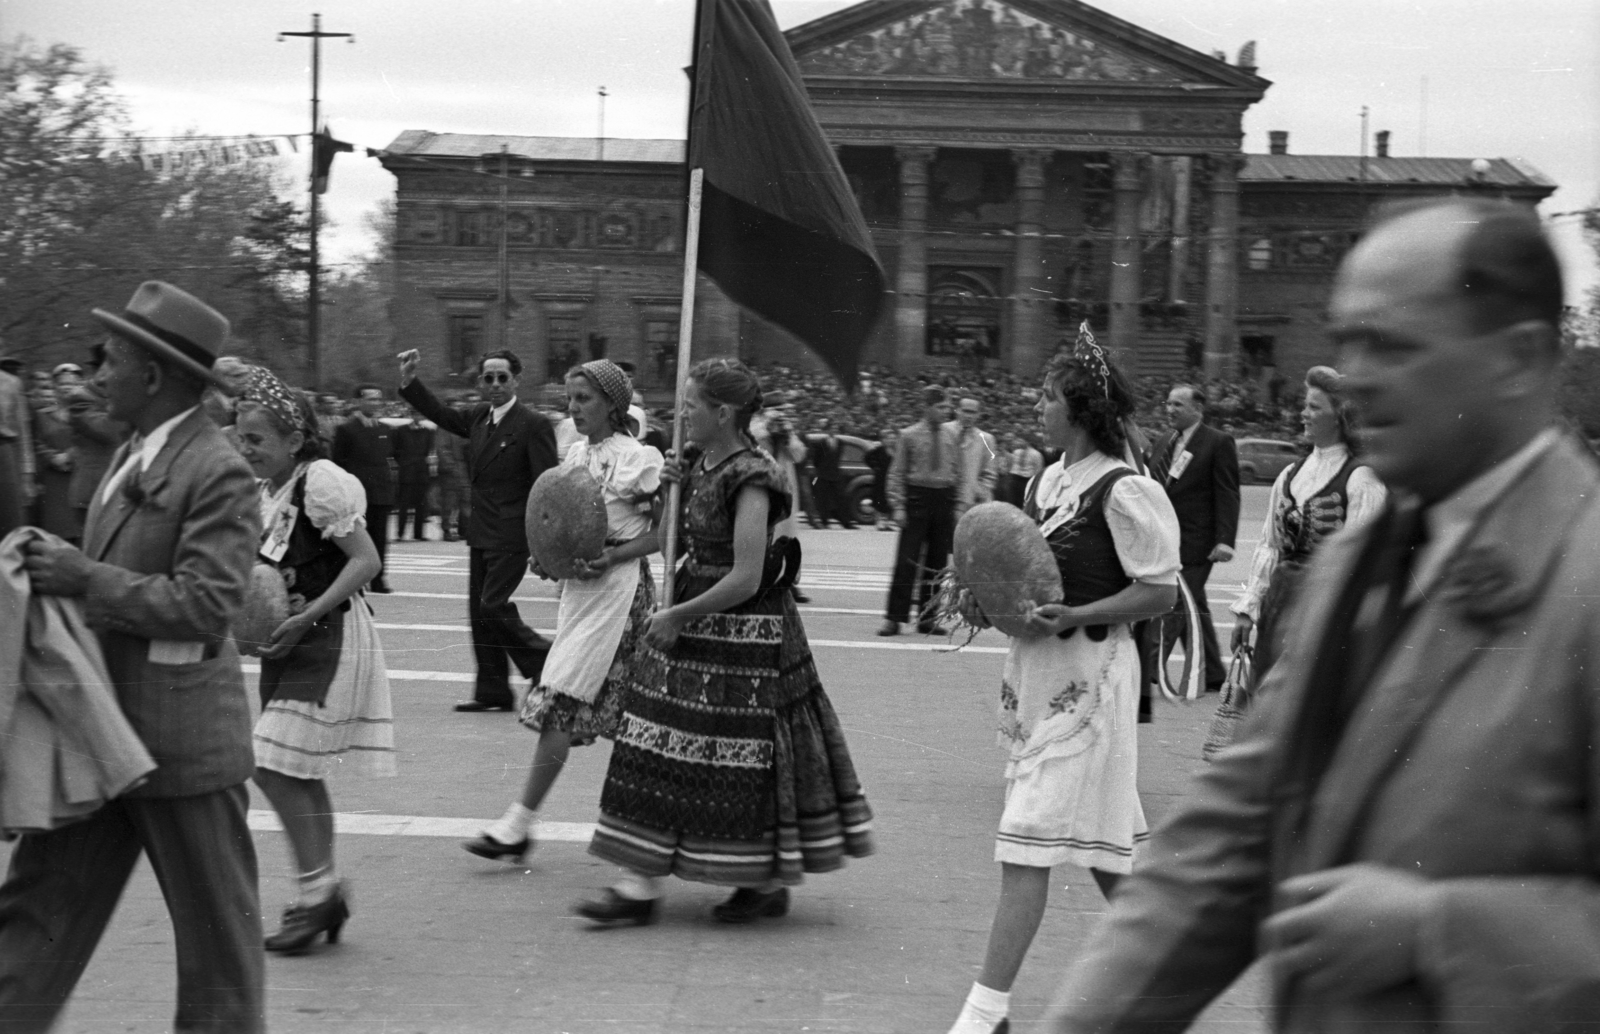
[[1242, 153, 1555, 190], [382, 131, 685, 164]]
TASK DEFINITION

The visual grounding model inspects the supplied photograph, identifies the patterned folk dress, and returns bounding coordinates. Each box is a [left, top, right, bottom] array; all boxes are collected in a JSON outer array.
[[995, 451, 1179, 873], [589, 448, 874, 887]]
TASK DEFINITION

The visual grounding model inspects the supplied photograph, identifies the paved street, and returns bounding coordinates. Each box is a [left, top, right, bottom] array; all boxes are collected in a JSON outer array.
[[9, 487, 1276, 1034]]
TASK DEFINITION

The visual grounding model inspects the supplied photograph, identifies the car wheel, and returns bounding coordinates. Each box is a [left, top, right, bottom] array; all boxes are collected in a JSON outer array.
[[848, 483, 875, 525], [1239, 463, 1258, 484]]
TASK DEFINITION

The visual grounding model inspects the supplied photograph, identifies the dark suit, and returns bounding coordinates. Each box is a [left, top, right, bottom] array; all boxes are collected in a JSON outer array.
[[400, 379, 558, 704], [0, 409, 264, 1033], [331, 416, 395, 587], [1147, 422, 1240, 688], [807, 435, 855, 528], [1052, 435, 1600, 1032], [393, 420, 435, 540]]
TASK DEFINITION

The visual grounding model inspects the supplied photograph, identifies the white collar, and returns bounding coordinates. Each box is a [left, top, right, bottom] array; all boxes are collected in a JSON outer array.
[[490, 397, 518, 425], [134, 406, 199, 469]]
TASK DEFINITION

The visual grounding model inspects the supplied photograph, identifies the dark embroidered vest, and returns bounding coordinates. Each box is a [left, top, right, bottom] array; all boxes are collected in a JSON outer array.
[[1277, 452, 1360, 569], [1025, 466, 1136, 641], [258, 468, 350, 707]]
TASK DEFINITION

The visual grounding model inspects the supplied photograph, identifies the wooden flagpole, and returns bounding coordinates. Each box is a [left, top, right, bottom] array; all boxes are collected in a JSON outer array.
[[659, 166, 705, 608]]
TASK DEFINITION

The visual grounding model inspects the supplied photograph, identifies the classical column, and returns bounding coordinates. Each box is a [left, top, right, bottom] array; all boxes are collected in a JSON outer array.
[[894, 146, 936, 372], [1107, 151, 1147, 374], [1168, 155, 1192, 302], [1203, 152, 1243, 379], [1010, 148, 1050, 377]]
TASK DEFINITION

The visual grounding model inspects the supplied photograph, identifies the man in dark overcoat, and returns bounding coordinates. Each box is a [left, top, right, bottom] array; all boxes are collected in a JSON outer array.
[[331, 383, 396, 591]]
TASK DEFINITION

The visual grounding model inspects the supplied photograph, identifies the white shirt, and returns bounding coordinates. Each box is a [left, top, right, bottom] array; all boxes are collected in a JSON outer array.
[[1032, 451, 1181, 587], [490, 396, 518, 426], [101, 405, 200, 504]]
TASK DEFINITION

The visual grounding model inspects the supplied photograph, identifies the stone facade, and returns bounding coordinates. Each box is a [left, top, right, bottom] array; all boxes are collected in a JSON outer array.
[[374, 1, 1556, 393]]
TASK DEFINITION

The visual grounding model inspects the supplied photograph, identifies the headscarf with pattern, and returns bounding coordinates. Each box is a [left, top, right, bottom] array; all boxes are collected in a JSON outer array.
[[577, 359, 634, 430], [240, 366, 314, 439]]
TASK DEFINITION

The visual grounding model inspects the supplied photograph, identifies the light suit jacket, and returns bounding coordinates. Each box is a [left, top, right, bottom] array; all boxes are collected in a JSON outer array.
[[80, 409, 260, 798], [1050, 434, 1600, 1033]]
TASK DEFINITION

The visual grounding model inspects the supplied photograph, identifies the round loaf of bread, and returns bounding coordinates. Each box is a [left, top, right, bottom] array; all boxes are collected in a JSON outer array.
[[525, 465, 608, 581], [952, 502, 1063, 638], [235, 563, 290, 657]]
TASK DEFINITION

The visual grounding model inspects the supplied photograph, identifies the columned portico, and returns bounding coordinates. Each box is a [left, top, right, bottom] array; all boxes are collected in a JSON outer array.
[[1203, 152, 1242, 378], [894, 145, 936, 370], [1009, 148, 1050, 377], [1107, 151, 1147, 373]]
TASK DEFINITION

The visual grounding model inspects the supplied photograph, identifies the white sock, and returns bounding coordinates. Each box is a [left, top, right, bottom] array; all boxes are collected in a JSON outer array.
[[298, 866, 338, 906], [613, 873, 664, 901], [484, 803, 536, 845], [947, 983, 1009, 1034]]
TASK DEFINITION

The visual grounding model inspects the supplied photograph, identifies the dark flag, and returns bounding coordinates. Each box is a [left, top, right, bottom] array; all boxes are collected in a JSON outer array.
[[312, 126, 354, 195], [688, 0, 886, 388]]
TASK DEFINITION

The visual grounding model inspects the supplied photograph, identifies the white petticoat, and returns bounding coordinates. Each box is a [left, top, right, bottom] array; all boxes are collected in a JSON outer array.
[[254, 597, 397, 780]]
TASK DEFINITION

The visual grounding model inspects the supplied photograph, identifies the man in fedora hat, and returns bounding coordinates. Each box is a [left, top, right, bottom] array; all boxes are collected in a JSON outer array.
[[0, 281, 265, 1032]]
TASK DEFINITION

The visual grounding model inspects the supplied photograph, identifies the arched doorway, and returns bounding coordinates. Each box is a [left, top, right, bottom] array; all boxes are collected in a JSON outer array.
[[926, 267, 1002, 371]]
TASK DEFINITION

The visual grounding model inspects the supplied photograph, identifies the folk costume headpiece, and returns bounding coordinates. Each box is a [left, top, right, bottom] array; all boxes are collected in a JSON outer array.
[[1072, 320, 1112, 400]]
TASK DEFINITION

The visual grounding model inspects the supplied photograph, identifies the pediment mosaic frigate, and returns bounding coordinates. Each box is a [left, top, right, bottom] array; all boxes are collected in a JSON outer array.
[[791, 0, 1250, 86]]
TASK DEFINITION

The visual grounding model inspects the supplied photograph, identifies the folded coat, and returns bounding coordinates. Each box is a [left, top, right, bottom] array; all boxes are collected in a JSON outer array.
[[0, 527, 155, 836]]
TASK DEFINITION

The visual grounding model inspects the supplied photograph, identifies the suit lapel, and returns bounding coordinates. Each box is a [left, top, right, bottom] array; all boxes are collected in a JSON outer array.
[[1300, 437, 1595, 868], [84, 440, 133, 559], [88, 411, 207, 561]]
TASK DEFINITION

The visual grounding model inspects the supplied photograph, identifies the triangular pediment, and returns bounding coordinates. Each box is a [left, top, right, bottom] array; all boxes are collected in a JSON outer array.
[[788, 0, 1263, 89]]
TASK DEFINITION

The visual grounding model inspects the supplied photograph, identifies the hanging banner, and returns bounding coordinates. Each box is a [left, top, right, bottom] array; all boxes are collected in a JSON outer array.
[[106, 136, 297, 173]]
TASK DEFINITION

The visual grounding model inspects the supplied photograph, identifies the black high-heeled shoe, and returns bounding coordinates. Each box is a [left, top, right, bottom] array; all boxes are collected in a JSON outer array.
[[712, 886, 789, 923], [264, 883, 349, 954], [576, 888, 658, 927], [461, 832, 531, 863]]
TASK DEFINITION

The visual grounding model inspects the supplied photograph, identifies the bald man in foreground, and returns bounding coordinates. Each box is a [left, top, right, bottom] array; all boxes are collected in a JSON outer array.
[[1047, 198, 1600, 1031]]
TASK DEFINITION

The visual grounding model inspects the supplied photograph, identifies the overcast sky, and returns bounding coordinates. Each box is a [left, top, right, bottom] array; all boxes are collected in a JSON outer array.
[[6, 0, 1597, 295]]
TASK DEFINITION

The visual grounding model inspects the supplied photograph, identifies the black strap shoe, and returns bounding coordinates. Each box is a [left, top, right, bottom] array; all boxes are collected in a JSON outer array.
[[461, 832, 531, 863], [454, 700, 513, 712], [712, 886, 789, 924], [264, 883, 349, 954], [576, 888, 658, 926]]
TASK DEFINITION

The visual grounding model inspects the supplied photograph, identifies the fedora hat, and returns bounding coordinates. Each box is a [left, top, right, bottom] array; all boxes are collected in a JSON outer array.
[[92, 281, 230, 387]]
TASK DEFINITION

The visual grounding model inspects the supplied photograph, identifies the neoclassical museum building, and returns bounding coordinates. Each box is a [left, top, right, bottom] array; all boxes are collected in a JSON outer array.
[[377, 0, 1555, 391]]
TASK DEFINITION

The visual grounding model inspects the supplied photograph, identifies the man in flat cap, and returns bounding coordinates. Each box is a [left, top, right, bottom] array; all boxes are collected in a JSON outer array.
[[0, 282, 265, 1033]]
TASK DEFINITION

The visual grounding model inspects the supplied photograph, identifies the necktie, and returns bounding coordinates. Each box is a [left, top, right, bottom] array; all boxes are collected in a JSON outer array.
[[1292, 501, 1429, 790]]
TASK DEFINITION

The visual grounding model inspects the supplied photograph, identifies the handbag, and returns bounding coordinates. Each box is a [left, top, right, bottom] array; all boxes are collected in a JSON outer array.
[[1201, 643, 1254, 761]]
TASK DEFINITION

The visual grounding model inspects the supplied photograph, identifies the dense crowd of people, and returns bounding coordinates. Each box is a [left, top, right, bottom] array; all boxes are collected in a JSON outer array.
[[3, 197, 1599, 1034]]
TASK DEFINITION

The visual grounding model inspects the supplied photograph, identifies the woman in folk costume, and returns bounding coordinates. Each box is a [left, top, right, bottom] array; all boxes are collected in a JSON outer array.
[[234, 370, 396, 954], [946, 348, 1181, 1034], [1228, 365, 1385, 679], [461, 360, 663, 862], [578, 358, 873, 926]]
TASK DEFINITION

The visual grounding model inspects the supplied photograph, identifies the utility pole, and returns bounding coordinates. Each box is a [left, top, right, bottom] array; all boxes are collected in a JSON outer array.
[[499, 144, 510, 350], [597, 86, 608, 165], [279, 13, 351, 387]]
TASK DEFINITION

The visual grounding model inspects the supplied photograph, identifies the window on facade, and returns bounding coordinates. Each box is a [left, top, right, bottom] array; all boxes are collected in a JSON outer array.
[[1247, 237, 1274, 270], [446, 314, 484, 373], [547, 316, 583, 381], [454, 211, 486, 247], [646, 319, 679, 386]]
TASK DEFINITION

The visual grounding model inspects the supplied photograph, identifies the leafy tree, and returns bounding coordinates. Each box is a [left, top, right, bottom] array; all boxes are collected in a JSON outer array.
[[0, 38, 312, 379]]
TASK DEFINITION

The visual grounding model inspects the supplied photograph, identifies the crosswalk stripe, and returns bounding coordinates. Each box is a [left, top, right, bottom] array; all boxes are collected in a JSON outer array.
[[246, 809, 595, 842]]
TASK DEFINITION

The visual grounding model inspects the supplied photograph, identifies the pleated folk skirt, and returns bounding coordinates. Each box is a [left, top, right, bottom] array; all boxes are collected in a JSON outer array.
[[589, 571, 873, 886]]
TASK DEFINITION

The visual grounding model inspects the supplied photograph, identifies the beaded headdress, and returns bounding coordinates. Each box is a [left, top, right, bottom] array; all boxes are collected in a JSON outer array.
[[1073, 320, 1112, 399]]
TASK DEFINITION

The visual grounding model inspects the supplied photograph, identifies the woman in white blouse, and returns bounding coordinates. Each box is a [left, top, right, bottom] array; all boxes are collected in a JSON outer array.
[[947, 349, 1181, 1034], [1229, 366, 1385, 675], [462, 360, 663, 864]]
